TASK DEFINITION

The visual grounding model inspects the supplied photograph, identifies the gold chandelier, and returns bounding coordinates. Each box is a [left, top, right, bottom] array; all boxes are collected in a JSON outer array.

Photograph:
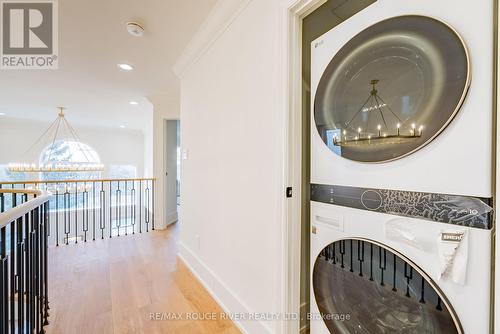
[[333, 80, 424, 147], [8, 107, 104, 173]]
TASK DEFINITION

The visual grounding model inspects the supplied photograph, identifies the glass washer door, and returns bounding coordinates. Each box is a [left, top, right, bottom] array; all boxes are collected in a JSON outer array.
[[313, 239, 463, 334]]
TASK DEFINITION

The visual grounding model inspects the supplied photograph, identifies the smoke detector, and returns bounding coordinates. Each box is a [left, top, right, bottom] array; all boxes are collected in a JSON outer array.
[[126, 22, 145, 37]]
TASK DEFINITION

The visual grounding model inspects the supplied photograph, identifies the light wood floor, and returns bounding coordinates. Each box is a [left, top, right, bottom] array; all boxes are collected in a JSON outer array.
[[45, 223, 241, 334]]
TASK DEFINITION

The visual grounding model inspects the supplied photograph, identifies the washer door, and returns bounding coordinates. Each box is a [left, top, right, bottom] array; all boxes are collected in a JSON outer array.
[[314, 15, 470, 162], [313, 239, 462, 333]]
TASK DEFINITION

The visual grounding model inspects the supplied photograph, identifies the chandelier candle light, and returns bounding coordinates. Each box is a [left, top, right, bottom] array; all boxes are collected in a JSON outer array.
[[333, 80, 424, 147], [8, 107, 104, 173]]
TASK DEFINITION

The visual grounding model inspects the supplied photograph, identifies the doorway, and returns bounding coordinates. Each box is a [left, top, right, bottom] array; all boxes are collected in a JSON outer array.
[[165, 119, 180, 225], [291, 1, 377, 332]]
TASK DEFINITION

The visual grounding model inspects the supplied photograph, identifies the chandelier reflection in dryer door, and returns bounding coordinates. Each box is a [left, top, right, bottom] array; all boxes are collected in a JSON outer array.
[[310, 1, 494, 334]]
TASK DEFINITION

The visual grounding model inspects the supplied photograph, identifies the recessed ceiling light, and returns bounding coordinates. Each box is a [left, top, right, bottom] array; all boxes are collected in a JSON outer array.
[[129, 101, 138, 105], [118, 63, 133, 71], [119, 125, 126, 128]]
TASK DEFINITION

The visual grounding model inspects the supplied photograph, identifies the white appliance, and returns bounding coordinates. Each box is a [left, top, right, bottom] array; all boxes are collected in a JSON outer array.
[[309, 203, 491, 334], [310, 0, 494, 333], [311, 0, 492, 197]]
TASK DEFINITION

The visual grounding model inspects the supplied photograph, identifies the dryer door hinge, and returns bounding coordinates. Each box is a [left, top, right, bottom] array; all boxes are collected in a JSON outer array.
[[286, 187, 293, 198]]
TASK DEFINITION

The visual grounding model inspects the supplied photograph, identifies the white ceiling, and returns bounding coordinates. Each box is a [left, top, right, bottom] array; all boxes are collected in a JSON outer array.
[[0, 0, 217, 131]]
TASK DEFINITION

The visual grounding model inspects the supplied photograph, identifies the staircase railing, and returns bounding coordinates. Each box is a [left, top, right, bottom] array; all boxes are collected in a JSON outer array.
[[0, 178, 156, 247], [0, 188, 51, 334]]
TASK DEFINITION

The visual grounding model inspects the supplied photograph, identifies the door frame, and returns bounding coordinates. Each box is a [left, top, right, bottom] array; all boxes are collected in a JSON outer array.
[[281, 2, 500, 334], [280, 1, 326, 333]]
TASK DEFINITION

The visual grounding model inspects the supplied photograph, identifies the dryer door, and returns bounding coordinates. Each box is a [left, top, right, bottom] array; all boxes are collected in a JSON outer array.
[[312, 239, 462, 333], [313, 15, 470, 162]]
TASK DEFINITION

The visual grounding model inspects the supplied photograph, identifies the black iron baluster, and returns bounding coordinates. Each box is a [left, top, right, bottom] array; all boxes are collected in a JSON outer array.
[[131, 181, 136, 235], [0, 215, 8, 334], [357, 241, 364, 277], [35, 206, 40, 334], [379, 247, 387, 286], [100, 182, 105, 240], [92, 182, 96, 241], [40, 203, 45, 331], [332, 242, 336, 264], [349, 240, 354, 272], [436, 297, 443, 311], [116, 181, 121, 237], [152, 179, 155, 230], [392, 254, 397, 292], [139, 181, 142, 233], [419, 277, 426, 304], [43, 202, 49, 327], [74, 182, 78, 244], [30, 228, 36, 334], [45, 182, 50, 238], [27, 211, 33, 333], [56, 188, 59, 247], [0, 255, 6, 334], [23, 194, 28, 332], [125, 181, 128, 236], [16, 213, 24, 333], [10, 193, 17, 334], [82, 182, 88, 242], [369, 244, 374, 281], [404, 262, 413, 298], [109, 182, 113, 239], [24, 196, 29, 332], [18, 238, 25, 332], [145, 181, 150, 232], [64, 188, 70, 245], [339, 240, 345, 269]]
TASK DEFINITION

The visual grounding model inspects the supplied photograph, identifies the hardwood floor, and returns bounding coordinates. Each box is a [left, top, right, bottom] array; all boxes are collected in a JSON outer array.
[[45, 223, 240, 334]]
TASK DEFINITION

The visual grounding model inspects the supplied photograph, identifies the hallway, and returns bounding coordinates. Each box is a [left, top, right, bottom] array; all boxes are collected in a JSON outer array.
[[45, 224, 240, 334]]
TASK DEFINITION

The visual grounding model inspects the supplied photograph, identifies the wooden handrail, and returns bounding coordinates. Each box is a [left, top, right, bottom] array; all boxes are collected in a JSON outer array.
[[0, 189, 51, 229], [0, 178, 156, 185]]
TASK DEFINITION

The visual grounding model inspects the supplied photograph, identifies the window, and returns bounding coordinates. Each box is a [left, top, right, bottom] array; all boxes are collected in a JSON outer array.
[[109, 165, 137, 179], [38, 140, 101, 211], [0, 165, 27, 182], [39, 140, 101, 181]]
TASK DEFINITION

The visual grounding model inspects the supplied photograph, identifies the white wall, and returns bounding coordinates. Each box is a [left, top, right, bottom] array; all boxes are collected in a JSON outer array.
[[175, 1, 286, 333], [0, 117, 146, 179], [143, 111, 154, 178]]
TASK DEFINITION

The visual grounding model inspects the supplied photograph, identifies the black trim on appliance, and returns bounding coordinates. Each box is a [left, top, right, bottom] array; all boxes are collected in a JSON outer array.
[[310, 184, 493, 229]]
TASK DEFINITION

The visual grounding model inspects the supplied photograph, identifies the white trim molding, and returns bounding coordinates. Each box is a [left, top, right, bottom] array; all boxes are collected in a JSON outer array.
[[172, 0, 252, 79], [178, 242, 273, 334], [493, 0, 499, 331], [279, 0, 326, 333], [166, 211, 178, 225]]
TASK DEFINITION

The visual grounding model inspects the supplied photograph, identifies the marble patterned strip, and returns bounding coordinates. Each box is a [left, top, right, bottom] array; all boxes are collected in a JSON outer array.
[[310, 184, 493, 229]]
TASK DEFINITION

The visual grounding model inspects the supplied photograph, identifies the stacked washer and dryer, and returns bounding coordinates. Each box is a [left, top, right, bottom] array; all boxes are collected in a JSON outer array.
[[310, 0, 494, 333]]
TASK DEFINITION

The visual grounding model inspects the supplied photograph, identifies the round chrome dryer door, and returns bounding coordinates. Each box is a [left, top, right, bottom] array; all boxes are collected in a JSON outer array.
[[314, 15, 470, 162], [312, 239, 463, 334]]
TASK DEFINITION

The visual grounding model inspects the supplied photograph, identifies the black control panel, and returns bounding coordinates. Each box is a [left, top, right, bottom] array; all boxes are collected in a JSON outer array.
[[310, 184, 493, 229]]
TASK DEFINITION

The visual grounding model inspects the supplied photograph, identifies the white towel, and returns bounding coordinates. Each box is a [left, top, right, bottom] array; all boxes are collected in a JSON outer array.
[[437, 229, 468, 285]]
